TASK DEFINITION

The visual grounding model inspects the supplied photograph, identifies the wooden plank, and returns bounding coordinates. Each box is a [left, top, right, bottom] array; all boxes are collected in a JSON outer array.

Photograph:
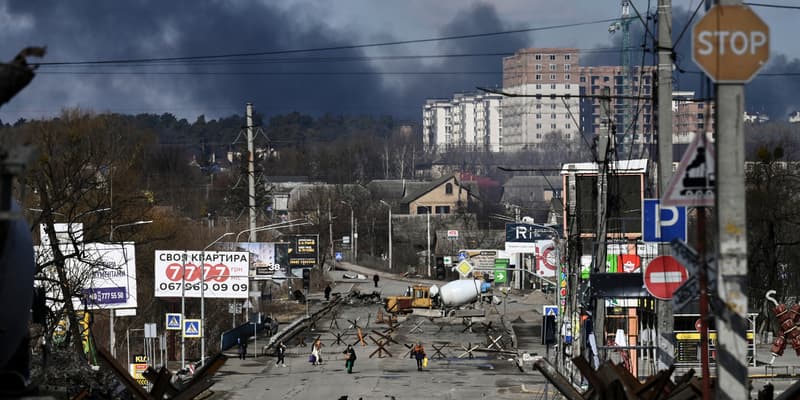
[[532, 358, 585, 400], [95, 347, 153, 400], [572, 356, 607, 395]]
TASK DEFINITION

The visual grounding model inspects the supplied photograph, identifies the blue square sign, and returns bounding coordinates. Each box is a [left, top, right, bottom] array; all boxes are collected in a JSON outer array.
[[166, 313, 182, 331], [183, 319, 201, 338], [643, 199, 687, 242], [543, 305, 558, 316]]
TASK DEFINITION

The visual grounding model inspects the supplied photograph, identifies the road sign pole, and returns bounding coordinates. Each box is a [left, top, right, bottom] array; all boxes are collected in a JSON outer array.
[[690, 4, 766, 397], [714, 5, 750, 399], [181, 251, 186, 371]]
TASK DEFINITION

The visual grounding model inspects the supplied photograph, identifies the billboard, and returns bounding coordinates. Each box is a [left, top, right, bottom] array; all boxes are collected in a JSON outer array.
[[288, 235, 319, 267], [505, 223, 559, 253], [154, 250, 249, 299], [218, 242, 291, 280], [36, 243, 138, 310]]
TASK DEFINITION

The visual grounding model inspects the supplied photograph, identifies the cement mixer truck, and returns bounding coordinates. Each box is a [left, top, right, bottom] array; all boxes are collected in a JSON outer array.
[[384, 279, 494, 314]]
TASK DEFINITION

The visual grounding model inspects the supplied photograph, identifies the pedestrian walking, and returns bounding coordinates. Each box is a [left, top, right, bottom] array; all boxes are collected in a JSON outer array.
[[275, 341, 287, 367], [238, 337, 248, 360], [373, 274, 380, 288], [411, 342, 426, 371], [324, 284, 332, 301], [310, 338, 323, 365], [342, 345, 357, 373]]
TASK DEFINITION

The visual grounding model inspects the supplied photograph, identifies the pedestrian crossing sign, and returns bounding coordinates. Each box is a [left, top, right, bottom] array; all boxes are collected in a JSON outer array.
[[166, 313, 182, 330], [183, 319, 202, 338], [543, 305, 558, 316]]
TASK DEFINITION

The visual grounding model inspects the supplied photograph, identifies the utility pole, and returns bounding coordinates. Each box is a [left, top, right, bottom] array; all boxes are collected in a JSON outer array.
[[246, 103, 257, 242], [655, 0, 675, 373], [593, 87, 612, 351]]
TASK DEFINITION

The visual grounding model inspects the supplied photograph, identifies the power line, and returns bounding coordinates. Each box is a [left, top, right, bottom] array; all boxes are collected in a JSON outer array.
[[38, 48, 636, 69], [37, 18, 619, 66], [478, 86, 653, 101], [39, 71, 503, 76], [744, 2, 800, 9]]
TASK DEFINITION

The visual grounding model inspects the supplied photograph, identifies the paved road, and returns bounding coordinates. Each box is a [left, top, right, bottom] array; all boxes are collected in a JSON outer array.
[[202, 263, 800, 399], [206, 264, 553, 399]]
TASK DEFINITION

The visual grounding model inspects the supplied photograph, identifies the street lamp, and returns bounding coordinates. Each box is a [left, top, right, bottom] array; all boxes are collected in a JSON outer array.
[[201, 232, 234, 366], [235, 219, 309, 243], [341, 201, 355, 262], [379, 200, 392, 270], [425, 206, 432, 278], [108, 219, 153, 359]]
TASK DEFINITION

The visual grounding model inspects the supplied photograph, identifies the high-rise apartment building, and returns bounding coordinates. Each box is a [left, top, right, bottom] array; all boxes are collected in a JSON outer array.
[[578, 65, 655, 155], [672, 91, 715, 144], [422, 92, 503, 153], [501, 48, 581, 152]]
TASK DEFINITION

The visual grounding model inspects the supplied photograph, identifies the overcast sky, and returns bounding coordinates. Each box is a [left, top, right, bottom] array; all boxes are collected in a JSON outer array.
[[1, 0, 798, 123]]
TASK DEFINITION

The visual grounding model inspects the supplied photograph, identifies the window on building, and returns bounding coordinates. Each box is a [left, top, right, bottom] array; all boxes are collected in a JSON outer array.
[[535, 74, 542, 80], [565, 74, 571, 81], [535, 64, 542, 71], [550, 64, 557, 71], [536, 133, 542, 139], [566, 123, 571, 129], [550, 123, 557, 129], [565, 64, 571, 71], [549, 54, 556, 60], [551, 113, 557, 119], [565, 54, 571, 61], [536, 104, 542, 109], [445, 183, 453, 194], [566, 133, 571, 139], [536, 123, 542, 129], [551, 84, 557, 89], [565, 84, 571, 89], [417, 206, 433, 214], [435, 205, 451, 214], [536, 114, 541, 119], [580, 76, 586, 83], [535, 54, 542, 60], [698, 103, 705, 109], [604, 76, 610, 82], [550, 74, 556, 80], [535, 84, 542, 89]]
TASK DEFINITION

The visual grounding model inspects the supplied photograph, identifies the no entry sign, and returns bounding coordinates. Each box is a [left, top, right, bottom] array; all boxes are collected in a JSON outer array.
[[644, 256, 688, 300]]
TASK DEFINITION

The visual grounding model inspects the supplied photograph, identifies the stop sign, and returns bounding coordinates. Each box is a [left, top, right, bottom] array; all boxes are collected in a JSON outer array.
[[692, 5, 769, 83], [644, 256, 688, 300]]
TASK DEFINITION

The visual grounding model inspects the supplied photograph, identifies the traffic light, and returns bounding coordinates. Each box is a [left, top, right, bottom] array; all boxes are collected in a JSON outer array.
[[302, 268, 310, 291]]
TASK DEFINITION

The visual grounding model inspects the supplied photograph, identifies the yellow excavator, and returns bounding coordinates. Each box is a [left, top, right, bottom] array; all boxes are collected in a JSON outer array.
[[384, 285, 433, 314]]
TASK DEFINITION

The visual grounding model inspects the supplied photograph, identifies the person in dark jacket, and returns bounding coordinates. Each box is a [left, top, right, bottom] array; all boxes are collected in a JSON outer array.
[[342, 345, 357, 373], [275, 341, 287, 367], [237, 338, 247, 360], [324, 285, 332, 301], [373, 274, 380, 288]]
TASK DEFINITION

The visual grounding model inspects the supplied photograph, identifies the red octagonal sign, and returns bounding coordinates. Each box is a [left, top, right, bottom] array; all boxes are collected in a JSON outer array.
[[692, 4, 769, 83], [644, 256, 688, 300]]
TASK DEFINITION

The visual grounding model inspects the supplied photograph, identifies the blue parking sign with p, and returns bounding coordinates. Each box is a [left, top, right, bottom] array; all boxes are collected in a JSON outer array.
[[643, 199, 687, 242]]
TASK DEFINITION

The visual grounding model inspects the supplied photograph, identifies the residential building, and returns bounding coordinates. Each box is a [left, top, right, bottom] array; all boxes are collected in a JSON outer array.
[[422, 92, 503, 153], [501, 48, 581, 151], [578, 65, 655, 152], [672, 91, 715, 144]]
